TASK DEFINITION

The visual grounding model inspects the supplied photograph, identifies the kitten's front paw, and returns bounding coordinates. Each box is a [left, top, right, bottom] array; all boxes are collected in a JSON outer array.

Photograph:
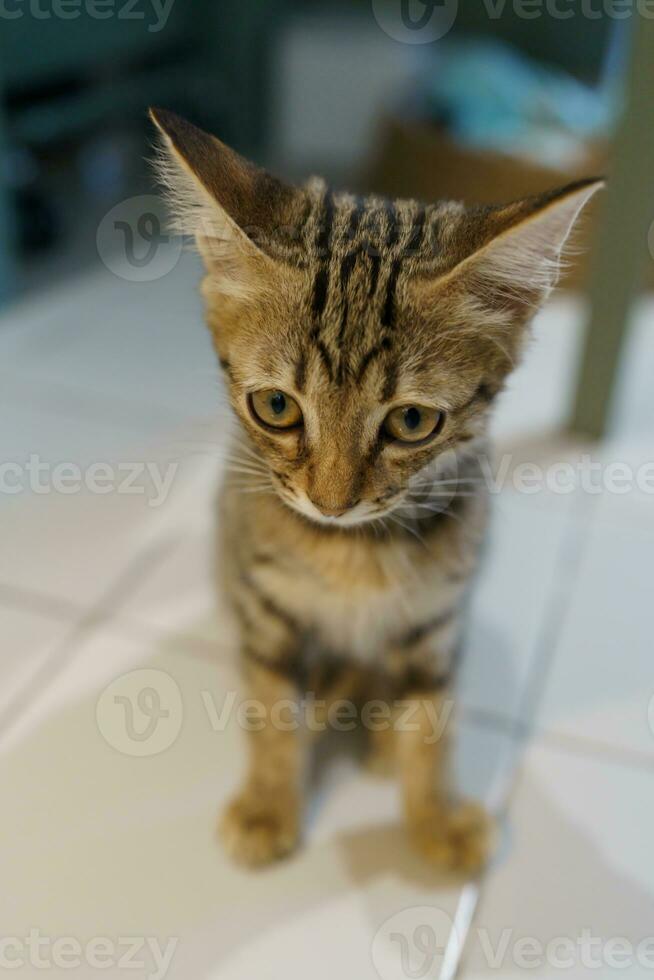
[[409, 801, 495, 875], [220, 789, 300, 867]]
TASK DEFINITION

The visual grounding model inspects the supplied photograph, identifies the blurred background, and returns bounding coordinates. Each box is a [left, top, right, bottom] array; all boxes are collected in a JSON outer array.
[[1, 0, 653, 434], [1, 4, 653, 979], [0, 1, 640, 281]]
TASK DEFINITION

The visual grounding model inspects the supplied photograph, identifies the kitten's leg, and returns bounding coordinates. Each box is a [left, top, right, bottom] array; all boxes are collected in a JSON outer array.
[[390, 643, 494, 874], [365, 723, 398, 777], [220, 595, 304, 867], [360, 673, 397, 776]]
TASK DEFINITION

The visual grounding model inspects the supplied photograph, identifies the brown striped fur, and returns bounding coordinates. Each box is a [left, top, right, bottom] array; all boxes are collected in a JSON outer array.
[[150, 108, 601, 870]]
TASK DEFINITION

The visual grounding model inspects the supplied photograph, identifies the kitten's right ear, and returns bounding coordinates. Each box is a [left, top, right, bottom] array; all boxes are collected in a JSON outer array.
[[149, 107, 300, 295]]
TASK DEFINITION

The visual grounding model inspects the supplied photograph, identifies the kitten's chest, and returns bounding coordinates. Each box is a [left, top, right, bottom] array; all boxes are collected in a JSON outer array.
[[253, 534, 463, 661]]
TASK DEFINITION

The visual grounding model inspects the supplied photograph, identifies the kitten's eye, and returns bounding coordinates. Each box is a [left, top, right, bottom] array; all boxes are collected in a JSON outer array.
[[384, 405, 445, 444], [249, 390, 303, 430]]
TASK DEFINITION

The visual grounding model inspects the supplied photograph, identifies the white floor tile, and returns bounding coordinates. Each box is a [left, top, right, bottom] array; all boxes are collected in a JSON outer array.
[[3, 250, 222, 422], [0, 622, 515, 980], [537, 503, 654, 759], [490, 296, 585, 446], [592, 437, 654, 531], [0, 393, 171, 470], [459, 739, 654, 978], [458, 489, 575, 725], [0, 469, 174, 609], [114, 530, 227, 645], [0, 383, 224, 607], [139, 431, 225, 536], [0, 604, 74, 719]]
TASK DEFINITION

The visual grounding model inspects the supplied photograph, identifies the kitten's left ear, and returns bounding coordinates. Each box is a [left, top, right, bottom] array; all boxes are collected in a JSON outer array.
[[426, 178, 604, 312], [149, 107, 305, 296]]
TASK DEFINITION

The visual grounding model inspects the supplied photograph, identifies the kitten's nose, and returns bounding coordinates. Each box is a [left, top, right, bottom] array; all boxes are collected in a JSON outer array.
[[310, 497, 360, 518], [317, 504, 347, 518]]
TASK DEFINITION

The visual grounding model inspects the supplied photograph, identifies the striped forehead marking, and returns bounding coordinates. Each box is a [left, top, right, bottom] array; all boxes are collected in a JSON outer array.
[[306, 191, 430, 389]]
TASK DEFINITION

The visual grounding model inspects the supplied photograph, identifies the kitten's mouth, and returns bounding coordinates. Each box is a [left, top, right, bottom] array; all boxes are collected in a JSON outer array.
[[272, 483, 401, 529]]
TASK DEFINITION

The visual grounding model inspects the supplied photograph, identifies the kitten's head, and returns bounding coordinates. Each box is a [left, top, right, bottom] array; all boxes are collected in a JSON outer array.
[[150, 108, 602, 528]]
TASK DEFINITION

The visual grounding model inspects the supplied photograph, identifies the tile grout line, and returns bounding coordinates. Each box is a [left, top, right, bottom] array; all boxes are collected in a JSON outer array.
[[0, 530, 182, 745], [535, 726, 654, 775], [511, 490, 601, 743], [80, 532, 183, 630], [448, 488, 600, 979], [0, 581, 85, 622], [455, 707, 654, 777]]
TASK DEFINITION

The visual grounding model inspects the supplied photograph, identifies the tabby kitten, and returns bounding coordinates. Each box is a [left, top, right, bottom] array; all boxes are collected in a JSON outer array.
[[150, 107, 601, 872]]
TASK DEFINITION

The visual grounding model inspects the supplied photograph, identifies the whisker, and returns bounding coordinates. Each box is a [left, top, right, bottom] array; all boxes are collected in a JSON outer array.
[[409, 477, 485, 489], [227, 467, 270, 478], [238, 486, 277, 496], [385, 513, 429, 550]]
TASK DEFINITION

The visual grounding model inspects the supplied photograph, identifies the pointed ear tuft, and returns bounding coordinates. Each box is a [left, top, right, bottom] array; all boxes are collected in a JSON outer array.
[[410, 178, 604, 380], [149, 107, 301, 297], [439, 177, 604, 309]]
